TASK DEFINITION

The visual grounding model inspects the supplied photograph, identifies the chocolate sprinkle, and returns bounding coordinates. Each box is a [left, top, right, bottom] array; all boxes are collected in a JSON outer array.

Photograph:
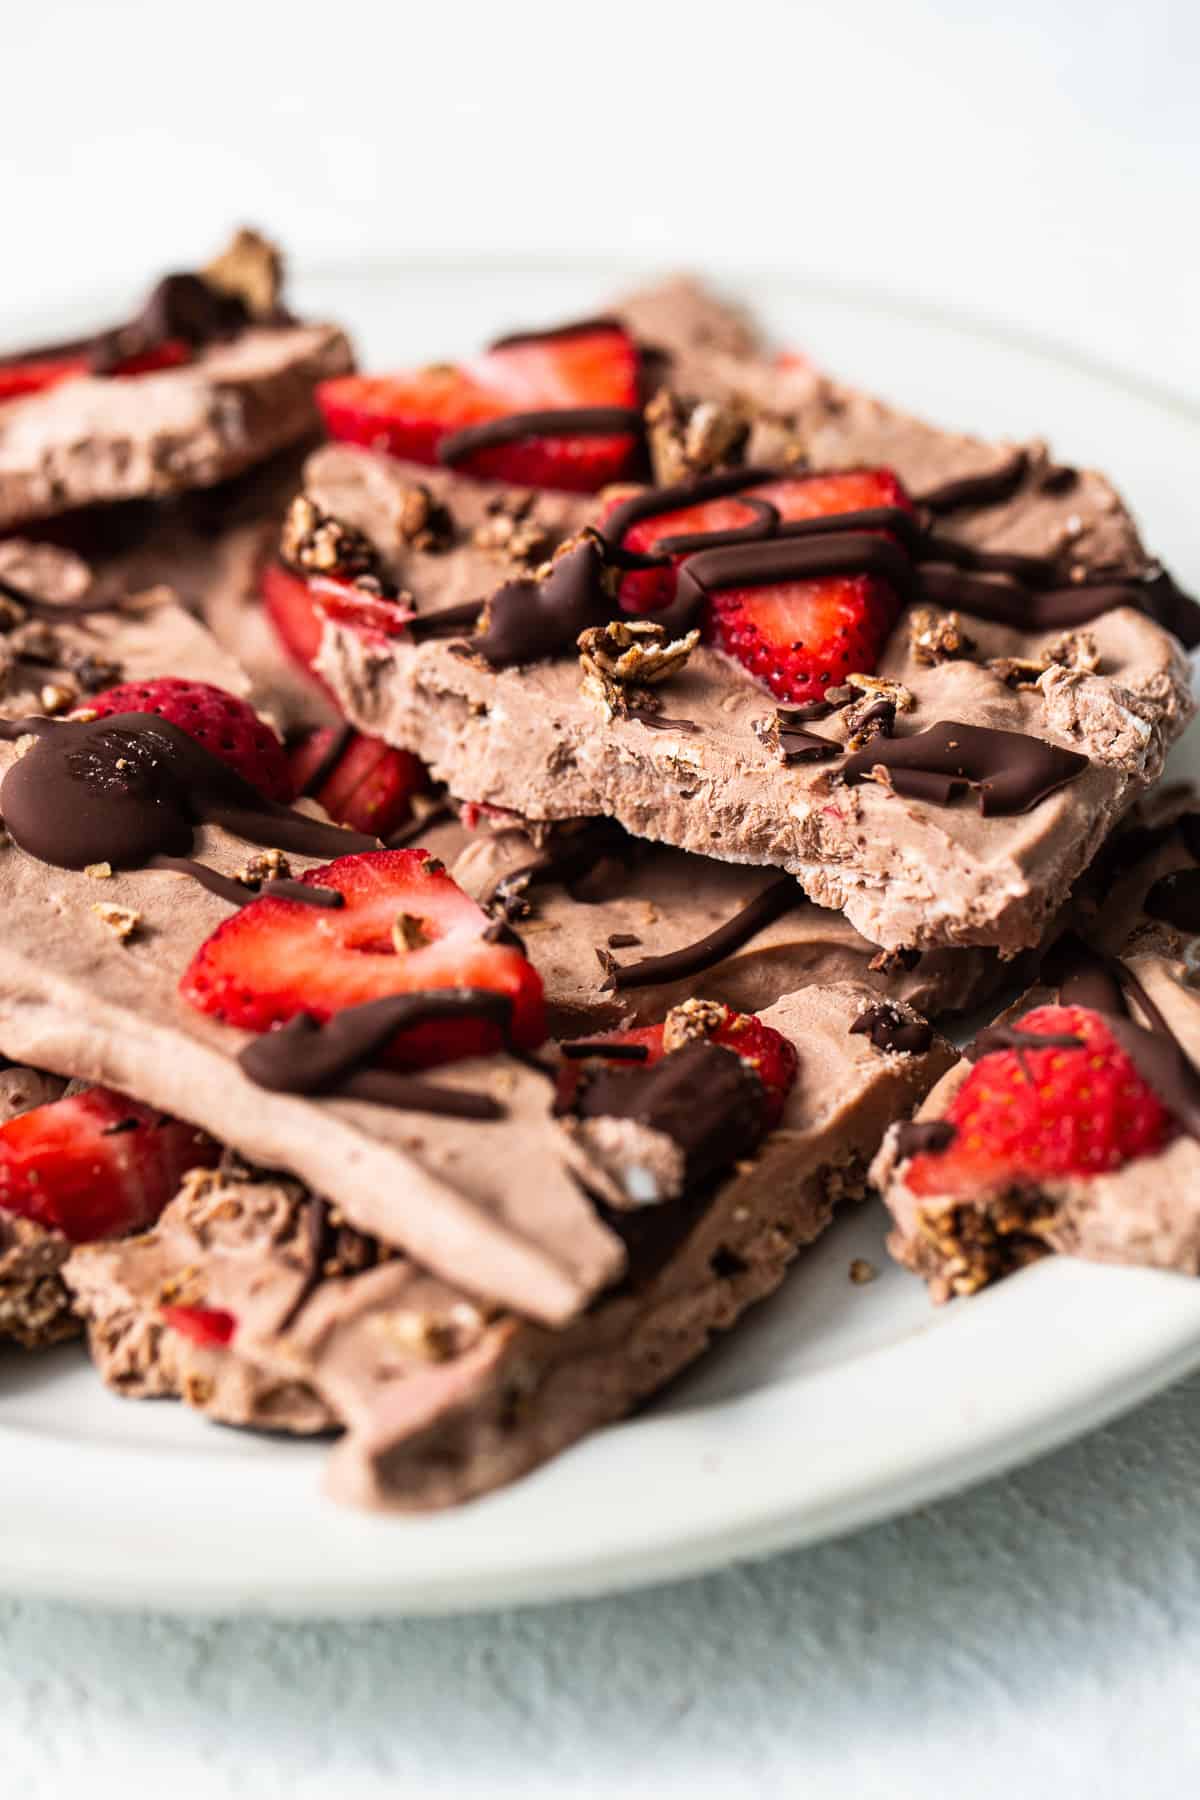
[[850, 1004, 933, 1055], [840, 720, 1088, 816]]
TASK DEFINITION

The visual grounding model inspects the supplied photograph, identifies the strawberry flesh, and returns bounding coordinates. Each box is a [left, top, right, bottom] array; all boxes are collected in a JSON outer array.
[[906, 1004, 1174, 1198], [559, 1004, 797, 1129], [0, 1087, 219, 1244], [0, 339, 191, 403], [288, 726, 427, 839], [316, 325, 641, 493], [161, 1303, 237, 1348], [180, 847, 546, 1067]]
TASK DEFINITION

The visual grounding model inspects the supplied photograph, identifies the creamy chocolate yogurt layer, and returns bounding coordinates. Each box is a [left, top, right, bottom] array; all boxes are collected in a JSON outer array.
[[67, 981, 955, 1511], [307, 445, 1192, 953], [874, 809, 1200, 1298]]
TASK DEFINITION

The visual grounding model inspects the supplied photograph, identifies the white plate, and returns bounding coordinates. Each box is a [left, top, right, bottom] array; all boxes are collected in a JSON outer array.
[[1, 259, 1199, 1618]]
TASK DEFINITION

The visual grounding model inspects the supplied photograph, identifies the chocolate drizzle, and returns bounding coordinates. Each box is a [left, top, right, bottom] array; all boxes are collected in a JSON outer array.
[[914, 451, 1029, 514], [472, 536, 612, 667], [0, 713, 379, 872], [605, 874, 804, 990], [850, 1004, 933, 1055], [238, 991, 514, 1119], [840, 720, 1088, 815], [438, 408, 643, 469], [559, 1039, 651, 1062], [148, 855, 345, 910]]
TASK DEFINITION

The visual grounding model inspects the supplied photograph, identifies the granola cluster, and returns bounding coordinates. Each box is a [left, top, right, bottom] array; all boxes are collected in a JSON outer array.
[[644, 386, 749, 485], [280, 494, 380, 580], [913, 1191, 1054, 1301], [578, 617, 699, 719], [472, 490, 550, 564]]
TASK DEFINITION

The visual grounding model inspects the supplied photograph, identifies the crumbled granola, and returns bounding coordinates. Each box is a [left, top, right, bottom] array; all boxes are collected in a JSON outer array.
[[376, 1299, 486, 1363], [907, 606, 976, 666], [91, 902, 142, 942], [203, 226, 284, 319], [1045, 628, 1100, 673], [392, 911, 432, 953], [868, 945, 921, 975], [849, 1257, 878, 1285], [662, 997, 727, 1053], [39, 681, 76, 716], [0, 593, 26, 632], [395, 483, 454, 552], [84, 861, 114, 880], [235, 848, 294, 888], [644, 386, 749, 485], [840, 672, 915, 749], [916, 1191, 1054, 1300], [62, 648, 122, 692], [472, 490, 550, 563], [986, 654, 1050, 689], [578, 617, 699, 720], [280, 494, 380, 580]]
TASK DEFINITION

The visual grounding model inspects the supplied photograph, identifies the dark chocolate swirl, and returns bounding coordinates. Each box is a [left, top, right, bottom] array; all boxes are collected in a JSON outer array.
[[840, 720, 1088, 816]]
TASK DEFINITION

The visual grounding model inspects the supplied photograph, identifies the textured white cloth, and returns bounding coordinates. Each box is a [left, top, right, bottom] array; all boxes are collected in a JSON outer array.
[[3, 1373, 1200, 1799]]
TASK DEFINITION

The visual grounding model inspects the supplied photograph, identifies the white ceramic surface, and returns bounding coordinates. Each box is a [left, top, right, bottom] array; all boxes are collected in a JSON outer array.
[[1, 261, 1198, 1618]]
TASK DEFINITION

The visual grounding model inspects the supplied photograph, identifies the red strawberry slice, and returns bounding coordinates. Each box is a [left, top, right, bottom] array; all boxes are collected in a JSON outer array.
[[707, 571, 901, 706], [559, 1003, 797, 1128], [86, 677, 294, 804], [161, 1303, 237, 1348], [906, 1004, 1174, 1199], [608, 466, 911, 618], [180, 848, 546, 1067], [316, 324, 641, 493], [0, 339, 192, 403], [261, 564, 415, 680], [0, 1087, 219, 1244], [288, 726, 427, 839]]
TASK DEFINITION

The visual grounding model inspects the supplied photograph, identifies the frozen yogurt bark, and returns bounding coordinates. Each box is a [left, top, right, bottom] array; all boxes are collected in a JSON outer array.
[[67, 982, 955, 1510]]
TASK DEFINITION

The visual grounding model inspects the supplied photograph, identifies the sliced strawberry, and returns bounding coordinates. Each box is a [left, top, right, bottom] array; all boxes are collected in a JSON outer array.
[[608, 467, 912, 616], [906, 1004, 1174, 1199], [180, 848, 546, 1067], [288, 726, 427, 839], [0, 1087, 219, 1244], [86, 677, 293, 804], [0, 339, 192, 403], [558, 1003, 797, 1128], [260, 560, 328, 674], [317, 324, 641, 493], [708, 572, 901, 706], [161, 1303, 237, 1348]]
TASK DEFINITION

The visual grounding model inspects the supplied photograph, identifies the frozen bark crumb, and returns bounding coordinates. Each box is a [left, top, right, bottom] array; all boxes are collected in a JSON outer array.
[[91, 902, 142, 942]]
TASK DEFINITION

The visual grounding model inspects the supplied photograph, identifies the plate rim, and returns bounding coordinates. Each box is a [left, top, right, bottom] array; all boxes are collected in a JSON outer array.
[[1, 253, 1198, 1618]]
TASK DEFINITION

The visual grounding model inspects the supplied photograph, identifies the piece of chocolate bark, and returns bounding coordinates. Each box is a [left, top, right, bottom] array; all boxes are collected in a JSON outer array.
[[303, 442, 1193, 953], [0, 1065, 74, 1348], [874, 803, 1200, 1298], [0, 232, 353, 528], [66, 981, 955, 1510]]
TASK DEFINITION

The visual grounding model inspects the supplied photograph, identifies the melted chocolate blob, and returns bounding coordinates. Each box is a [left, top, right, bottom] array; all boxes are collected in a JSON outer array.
[[606, 874, 804, 991], [754, 709, 840, 765], [473, 536, 611, 667], [0, 713, 379, 872], [895, 1119, 957, 1159], [238, 991, 514, 1119], [850, 1005, 933, 1055], [1, 267, 253, 375], [840, 720, 1088, 815], [575, 1038, 765, 1191]]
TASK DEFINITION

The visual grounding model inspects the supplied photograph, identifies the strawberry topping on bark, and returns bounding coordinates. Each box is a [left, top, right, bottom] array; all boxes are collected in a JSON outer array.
[[316, 324, 641, 492], [86, 678, 294, 804], [288, 726, 427, 839], [261, 564, 414, 678], [906, 1004, 1175, 1198], [0, 339, 192, 403], [605, 468, 911, 705], [0, 1087, 219, 1244], [160, 1303, 237, 1348], [180, 848, 546, 1067], [559, 1001, 797, 1128]]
